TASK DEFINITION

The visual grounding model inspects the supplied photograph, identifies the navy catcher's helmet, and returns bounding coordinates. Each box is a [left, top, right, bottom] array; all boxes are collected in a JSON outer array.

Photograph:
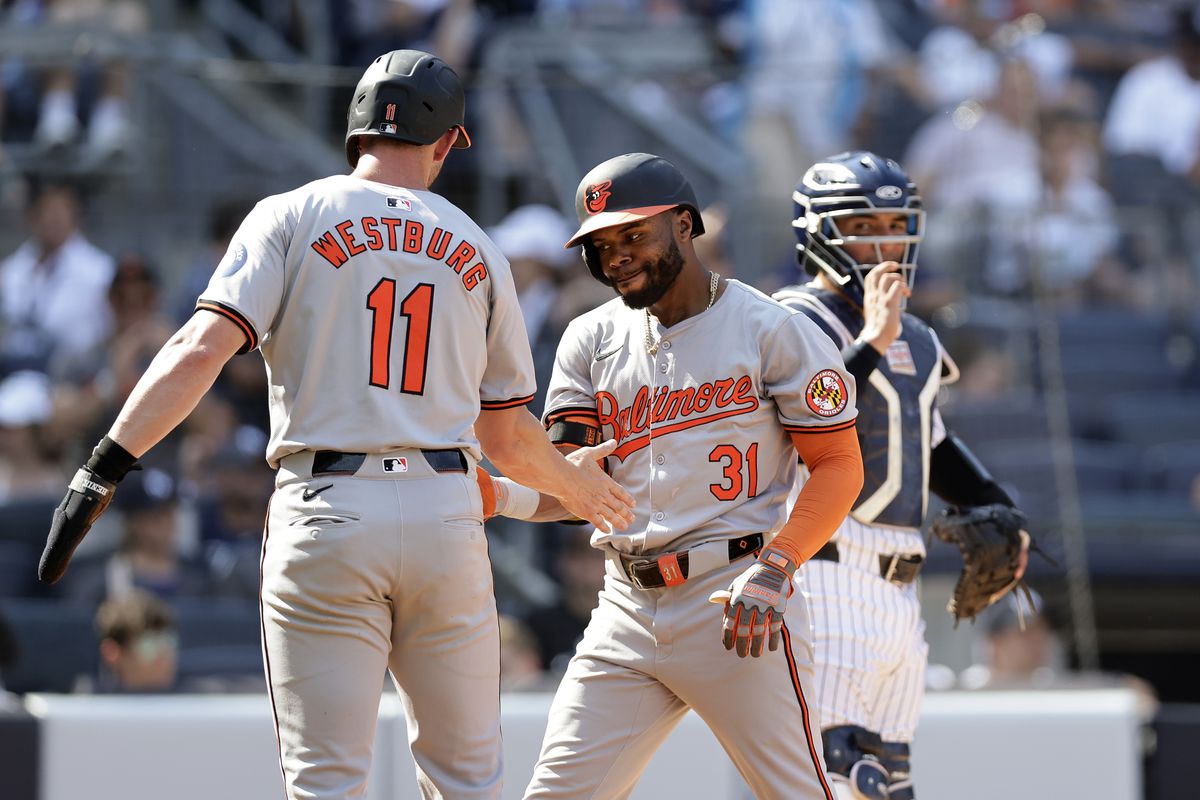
[[793, 151, 924, 303], [345, 50, 471, 168], [565, 153, 705, 285]]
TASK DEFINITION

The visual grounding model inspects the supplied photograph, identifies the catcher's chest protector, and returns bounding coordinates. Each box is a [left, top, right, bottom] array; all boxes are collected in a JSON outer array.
[[786, 288, 942, 527]]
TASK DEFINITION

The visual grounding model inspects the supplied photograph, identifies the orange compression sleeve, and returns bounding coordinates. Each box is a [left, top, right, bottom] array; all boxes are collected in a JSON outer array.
[[768, 426, 864, 564]]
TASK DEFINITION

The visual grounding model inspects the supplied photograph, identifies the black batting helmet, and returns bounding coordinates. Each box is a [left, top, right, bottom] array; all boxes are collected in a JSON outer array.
[[345, 50, 471, 168], [565, 153, 705, 284]]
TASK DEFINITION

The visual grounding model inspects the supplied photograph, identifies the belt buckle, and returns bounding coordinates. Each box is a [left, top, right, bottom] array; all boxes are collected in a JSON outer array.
[[626, 558, 652, 590], [882, 554, 901, 583]]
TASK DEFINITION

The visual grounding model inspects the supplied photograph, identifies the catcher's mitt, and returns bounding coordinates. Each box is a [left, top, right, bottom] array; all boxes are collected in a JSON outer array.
[[931, 503, 1031, 623]]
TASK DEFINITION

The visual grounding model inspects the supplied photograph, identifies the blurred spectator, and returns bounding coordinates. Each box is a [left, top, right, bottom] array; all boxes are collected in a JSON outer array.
[[60, 467, 214, 608], [0, 604, 17, 697], [1102, 4, 1200, 196], [959, 589, 1064, 689], [199, 443, 275, 601], [917, 0, 1074, 110], [0, 369, 65, 500], [1027, 108, 1128, 306], [30, 0, 149, 160], [50, 252, 179, 472], [0, 180, 115, 376], [488, 203, 589, 407], [741, 0, 912, 262], [522, 531, 605, 675], [498, 613, 554, 692], [335, 0, 479, 70], [87, 590, 180, 693], [905, 58, 1042, 294], [172, 196, 258, 326]]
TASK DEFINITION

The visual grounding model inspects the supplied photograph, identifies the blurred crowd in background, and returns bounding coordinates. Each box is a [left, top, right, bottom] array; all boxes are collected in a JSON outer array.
[[0, 0, 1198, 710]]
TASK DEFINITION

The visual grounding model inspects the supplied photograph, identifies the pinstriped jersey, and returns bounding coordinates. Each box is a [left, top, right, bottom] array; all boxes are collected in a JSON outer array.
[[544, 279, 857, 556], [774, 283, 955, 551], [197, 175, 535, 468]]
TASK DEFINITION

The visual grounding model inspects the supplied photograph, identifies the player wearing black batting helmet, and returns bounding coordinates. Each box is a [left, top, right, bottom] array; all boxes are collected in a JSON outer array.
[[344, 49, 471, 168], [793, 151, 923, 305], [566, 153, 705, 285]]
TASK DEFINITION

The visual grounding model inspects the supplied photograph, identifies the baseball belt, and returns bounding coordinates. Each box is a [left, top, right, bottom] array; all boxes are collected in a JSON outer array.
[[617, 533, 763, 590], [810, 541, 924, 585], [312, 449, 468, 476]]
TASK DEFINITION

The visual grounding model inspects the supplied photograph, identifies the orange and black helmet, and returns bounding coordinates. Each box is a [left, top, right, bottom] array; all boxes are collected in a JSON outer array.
[[565, 153, 705, 284]]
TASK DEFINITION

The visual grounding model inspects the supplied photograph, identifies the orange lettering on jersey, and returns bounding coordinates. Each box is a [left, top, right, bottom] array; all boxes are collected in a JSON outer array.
[[445, 241, 476, 274], [381, 217, 403, 250], [311, 231, 350, 268], [403, 220, 424, 253], [463, 262, 488, 291], [595, 375, 760, 461], [426, 227, 452, 260], [361, 217, 383, 250], [336, 220, 366, 256]]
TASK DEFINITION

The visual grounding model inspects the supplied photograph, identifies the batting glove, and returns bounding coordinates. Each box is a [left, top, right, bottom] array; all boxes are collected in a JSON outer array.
[[709, 547, 799, 658], [38, 436, 139, 584]]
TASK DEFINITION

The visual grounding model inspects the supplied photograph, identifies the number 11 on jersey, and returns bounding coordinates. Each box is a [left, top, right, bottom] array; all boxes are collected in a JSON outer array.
[[366, 279, 434, 394]]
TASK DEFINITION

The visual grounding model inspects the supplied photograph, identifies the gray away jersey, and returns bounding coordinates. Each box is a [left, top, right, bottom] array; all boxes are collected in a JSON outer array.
[[544, 279, 857, 555], [197, 175, 536, 467]]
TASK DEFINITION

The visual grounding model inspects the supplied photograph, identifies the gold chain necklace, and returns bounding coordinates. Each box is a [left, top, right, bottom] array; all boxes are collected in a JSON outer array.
[[644, 271, 718, 357]]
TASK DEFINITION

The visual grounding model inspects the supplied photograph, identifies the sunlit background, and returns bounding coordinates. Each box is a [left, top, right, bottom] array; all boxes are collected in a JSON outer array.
[[0, 1, 1198, 799]]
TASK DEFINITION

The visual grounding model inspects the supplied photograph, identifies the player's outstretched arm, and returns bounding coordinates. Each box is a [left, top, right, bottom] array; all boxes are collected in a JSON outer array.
[[476, 406, 634, 531], [476, 441, 619, 523], [38, 312, 245, 584]]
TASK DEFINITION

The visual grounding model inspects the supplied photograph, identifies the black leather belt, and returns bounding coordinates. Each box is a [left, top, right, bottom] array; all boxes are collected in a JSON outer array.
[[311, 449, 467, 476], [811, 541, 923, 585], [622, 533, 763, 590]]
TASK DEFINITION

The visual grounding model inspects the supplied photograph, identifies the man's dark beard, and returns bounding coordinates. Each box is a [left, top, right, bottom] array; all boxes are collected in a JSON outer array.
[[618, 239, 685, 309]]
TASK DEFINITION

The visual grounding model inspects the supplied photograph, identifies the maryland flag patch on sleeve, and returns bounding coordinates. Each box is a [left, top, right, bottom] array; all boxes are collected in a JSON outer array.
[[805, 369, 849, 417]]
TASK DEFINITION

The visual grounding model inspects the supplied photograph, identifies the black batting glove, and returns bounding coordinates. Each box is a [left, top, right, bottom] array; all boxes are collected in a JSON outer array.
[[38, 436, 139, 584]]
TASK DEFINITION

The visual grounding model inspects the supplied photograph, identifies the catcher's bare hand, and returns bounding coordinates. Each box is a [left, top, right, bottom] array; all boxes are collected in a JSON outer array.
[[559, 439, 634, 531], [860, 262, 910, 353]]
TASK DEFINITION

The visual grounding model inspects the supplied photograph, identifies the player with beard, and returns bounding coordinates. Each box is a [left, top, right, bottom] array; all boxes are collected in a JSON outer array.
[[515, 153, 863, 799]]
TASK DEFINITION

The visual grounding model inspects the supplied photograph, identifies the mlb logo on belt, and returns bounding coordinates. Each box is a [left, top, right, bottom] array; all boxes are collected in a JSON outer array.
[[382, 457, 408, 473]]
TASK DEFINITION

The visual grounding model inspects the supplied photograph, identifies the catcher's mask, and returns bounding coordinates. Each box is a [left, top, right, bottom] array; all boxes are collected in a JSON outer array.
[[345, 49, 471, 168], [565, 153, 705, 285], [793, 151, 924, 305]]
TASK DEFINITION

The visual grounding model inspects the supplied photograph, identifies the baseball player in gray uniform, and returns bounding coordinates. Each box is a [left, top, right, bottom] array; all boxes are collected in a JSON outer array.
[[37, 50, 634, 800], [516, 153, 865, 800], [773, 152, 1029, 800]]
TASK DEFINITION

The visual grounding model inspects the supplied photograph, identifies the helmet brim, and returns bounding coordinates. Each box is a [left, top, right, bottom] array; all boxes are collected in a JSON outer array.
[[564, 204, 679, 248]]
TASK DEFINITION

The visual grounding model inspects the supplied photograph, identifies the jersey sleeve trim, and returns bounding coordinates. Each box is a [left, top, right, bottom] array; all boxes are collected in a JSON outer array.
[[195, 300, 259, 354], [480, 394, 535, 410], [783, 418, 858, 435], [544, 405, 600, 427]]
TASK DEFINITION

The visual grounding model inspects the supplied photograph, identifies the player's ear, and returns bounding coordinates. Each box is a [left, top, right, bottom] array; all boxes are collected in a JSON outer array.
[[674, 208, 693, 241]]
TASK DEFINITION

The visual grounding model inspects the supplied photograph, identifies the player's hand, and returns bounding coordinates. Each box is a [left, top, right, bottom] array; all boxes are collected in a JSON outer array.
[[38, 466, 119, 584], [559, 439, 635, 532], [709, 548, 798, 657], [859, 261, 910, 354]]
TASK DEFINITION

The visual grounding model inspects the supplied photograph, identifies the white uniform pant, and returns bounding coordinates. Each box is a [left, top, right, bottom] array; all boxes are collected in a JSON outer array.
[[262, 451, 501, 799], [801, 540, 927, 743], [525, 552, 835, 800]]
